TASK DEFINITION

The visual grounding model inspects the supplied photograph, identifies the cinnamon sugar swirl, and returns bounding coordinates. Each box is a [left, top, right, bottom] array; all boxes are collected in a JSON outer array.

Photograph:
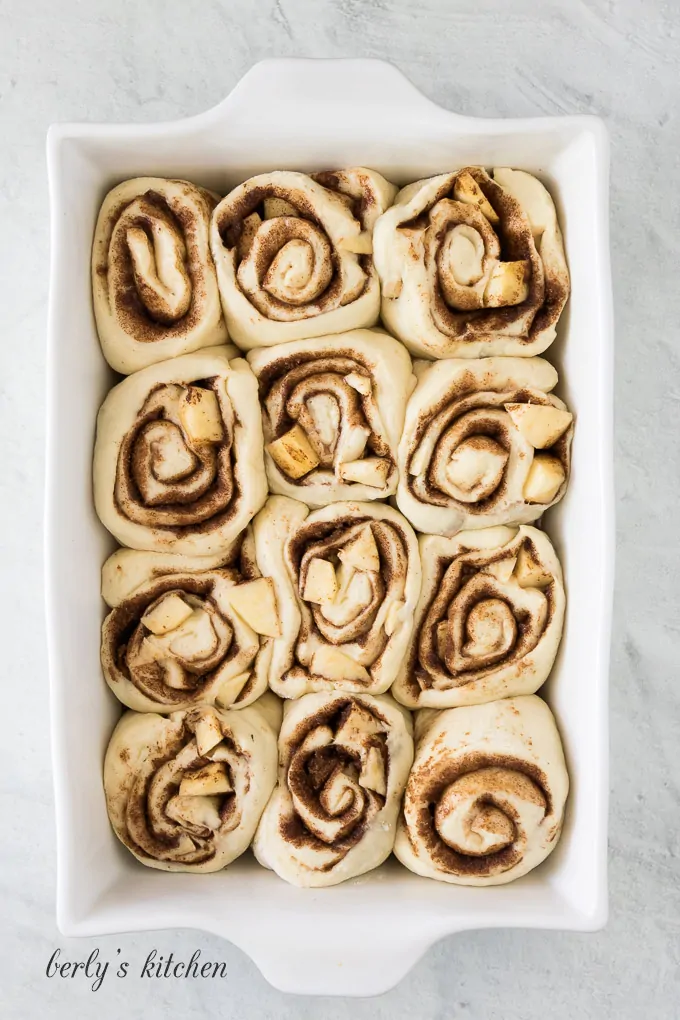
[[93, 347, 267, 555], [247, 329, 414, 504], [395, 696, 568, 885], [210, 169, 396, 349], [104, 696, 280, 872], [397, 357, 573, 535], [254, 691, 413, 886], [253, 497, 421, 698], [92, 178, 227, 373], [373, 167, 569, 360]]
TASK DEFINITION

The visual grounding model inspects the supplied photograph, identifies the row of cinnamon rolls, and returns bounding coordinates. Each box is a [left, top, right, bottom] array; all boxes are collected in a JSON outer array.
[[93, 340, 574, 549], [106, 691, 567, 889], [101, 497, 564, 712], [92, 166, 569, 374]]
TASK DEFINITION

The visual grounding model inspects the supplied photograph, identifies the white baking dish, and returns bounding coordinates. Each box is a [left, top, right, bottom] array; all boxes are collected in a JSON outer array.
[[46, 58, 614, 997]]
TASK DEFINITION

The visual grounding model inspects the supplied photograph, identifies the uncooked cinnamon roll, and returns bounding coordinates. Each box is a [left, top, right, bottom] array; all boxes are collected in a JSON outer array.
[[253, 691, 413, 886], [93, 346, 267, 555], [101, 525, 283, 713], [104, 696, 280, 872], [210, 169, 396, 350], [395, 695, 569, 885], [253, 497, 421, 698], [392, 526, 565, 708], [92, 178, 227, 374], [373, 167, 569, 359], [247, 329, 414, 504], [397, 357, 574, 535]]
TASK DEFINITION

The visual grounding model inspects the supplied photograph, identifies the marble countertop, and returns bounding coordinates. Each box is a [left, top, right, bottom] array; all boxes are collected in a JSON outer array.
[[2, 0, 679, 1016]]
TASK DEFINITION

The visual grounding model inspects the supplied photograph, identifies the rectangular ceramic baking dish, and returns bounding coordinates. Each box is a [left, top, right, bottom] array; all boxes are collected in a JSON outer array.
[[46, 58, 614, 997]]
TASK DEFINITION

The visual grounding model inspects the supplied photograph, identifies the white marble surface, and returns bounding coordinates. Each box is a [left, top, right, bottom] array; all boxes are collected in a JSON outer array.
[[1, 0, 679, 1015]]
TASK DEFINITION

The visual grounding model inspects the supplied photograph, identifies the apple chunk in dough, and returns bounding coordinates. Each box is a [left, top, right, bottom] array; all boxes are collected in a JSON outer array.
[[141, 593, 193, 636], [505, 403, 573, 449], [179, 387, 224, 444], [228, 577, 281, 637], [523, 455, 566, 504], [268, 425, 320, 479], [338, 525, 380, 573], [302, 558, 338, 605]]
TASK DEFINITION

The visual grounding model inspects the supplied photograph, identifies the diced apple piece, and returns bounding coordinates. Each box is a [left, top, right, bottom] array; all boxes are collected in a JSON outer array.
[[484, 260, 530, 307], [193, 710, 223, 756], [302, 558, 338, 605], [484, 556, 517, 583], [335, 560, 356, 600], [359, 745, 387, 796], [453, 171, 500, 225], [214, 672, 251, 708], [338, 231, 373, 254], [168, 609, 218, 662], [264, 196, 298, 219], [338, 457, 390, 488], [523, 455, 566, 504], [228, 577, 281, 637], [338, 525, 380, 572], [344, 371, 372, 396], [179, 761, 232, 797], [268, 425, 320, 479], [504, 403, 573, 449], [179, 387, 224, 444], [141, 593, 193, 636], [165, 795, 222, 832], [310, 646, 370, 685], [335, 702, 381, 754], [514, 544, 553, 589], [335, 424, 370, 465], [128, 634, 166, 668]]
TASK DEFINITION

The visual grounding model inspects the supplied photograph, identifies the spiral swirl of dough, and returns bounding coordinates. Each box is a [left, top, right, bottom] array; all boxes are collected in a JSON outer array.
[[104, 698, 280, 872], [373, 167, 569, 360], [92, 178, 228, 373], [393, 525, 565, 708], [394, 696, 569, 885], [100, 526, 279, 712], [210, 169, 396, 349], [397, 357, 573, 535], [93, 347, 267, 555], [248, 329, 414, 504], [253, 691, 413, 886], [252, 497, 421, 698]]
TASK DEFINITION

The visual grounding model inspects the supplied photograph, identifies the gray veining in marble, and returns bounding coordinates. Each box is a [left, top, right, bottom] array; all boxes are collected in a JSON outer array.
[[1, 0, 679, 1016]]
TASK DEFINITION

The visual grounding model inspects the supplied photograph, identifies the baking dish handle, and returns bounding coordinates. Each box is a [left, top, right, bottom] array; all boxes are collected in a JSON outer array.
[[210, 57, 456, 130], [238, 927, 434, 997]]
